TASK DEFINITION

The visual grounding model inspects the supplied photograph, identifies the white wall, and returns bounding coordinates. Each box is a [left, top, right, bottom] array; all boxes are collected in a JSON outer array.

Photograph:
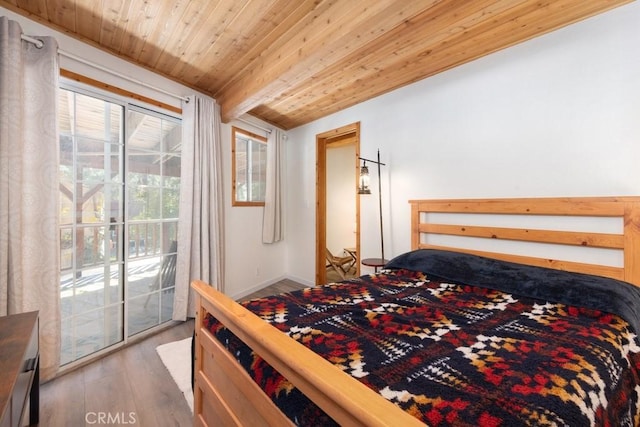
[[326, 144, 357, 255], [286, 2, 640, 283]]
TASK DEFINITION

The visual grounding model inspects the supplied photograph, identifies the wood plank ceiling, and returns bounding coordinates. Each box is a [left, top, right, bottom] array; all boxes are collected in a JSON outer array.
[[0, 0, 632, 130]]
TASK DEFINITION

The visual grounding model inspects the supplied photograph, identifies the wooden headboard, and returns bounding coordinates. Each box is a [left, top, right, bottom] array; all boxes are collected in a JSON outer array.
[[410, 197, 640, 286]]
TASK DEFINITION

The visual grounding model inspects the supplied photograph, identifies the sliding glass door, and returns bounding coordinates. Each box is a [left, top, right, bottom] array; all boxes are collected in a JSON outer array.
[[59, 89, 124, 364], [125, 108, 181, 335], [58, 86, 181, 365]]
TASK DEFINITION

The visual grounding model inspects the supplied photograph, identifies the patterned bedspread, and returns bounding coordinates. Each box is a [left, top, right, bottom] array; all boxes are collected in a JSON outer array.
[[205, 252, 640, 426]]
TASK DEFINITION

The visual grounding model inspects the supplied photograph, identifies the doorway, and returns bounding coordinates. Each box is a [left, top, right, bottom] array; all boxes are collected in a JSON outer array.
[[316, 122, 361, 285]]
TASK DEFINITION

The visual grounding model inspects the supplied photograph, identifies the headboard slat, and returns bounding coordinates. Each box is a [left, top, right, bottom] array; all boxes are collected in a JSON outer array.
[[421, 223, 624, 249], [409, 197, 636, 216]]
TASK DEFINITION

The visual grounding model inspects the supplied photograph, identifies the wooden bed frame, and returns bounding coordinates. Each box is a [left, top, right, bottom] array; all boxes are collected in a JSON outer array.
[[192, 196, 640, 426]]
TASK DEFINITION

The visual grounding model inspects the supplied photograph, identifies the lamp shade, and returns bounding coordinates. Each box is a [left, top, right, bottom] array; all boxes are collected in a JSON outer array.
[[358, 164, 371, 194]]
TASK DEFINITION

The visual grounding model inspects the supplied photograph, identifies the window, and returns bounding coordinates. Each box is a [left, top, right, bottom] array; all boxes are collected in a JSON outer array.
[[232, 126, 267, 206], [58, 84, 181, 365]]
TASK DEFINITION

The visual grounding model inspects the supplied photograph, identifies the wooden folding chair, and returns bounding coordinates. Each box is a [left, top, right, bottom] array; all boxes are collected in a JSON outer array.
[[326, 248, 355, 280], [144, 241, 177, 307]]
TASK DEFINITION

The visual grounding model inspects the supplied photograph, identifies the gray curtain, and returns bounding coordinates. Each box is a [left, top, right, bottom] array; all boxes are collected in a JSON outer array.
[[262, 129, 284, 243], [0, 16, 61, 380], [173, 95, 225, 320]]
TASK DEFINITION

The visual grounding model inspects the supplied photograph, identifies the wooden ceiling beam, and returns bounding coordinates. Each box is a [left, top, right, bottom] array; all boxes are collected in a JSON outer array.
[[217, 0, 440, 123]]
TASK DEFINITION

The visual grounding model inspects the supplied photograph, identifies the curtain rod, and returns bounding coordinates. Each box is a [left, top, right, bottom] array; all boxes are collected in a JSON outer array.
[[21, 33, 190, 103], [21, 34, 43, 47], [236, 117, 272, 134]]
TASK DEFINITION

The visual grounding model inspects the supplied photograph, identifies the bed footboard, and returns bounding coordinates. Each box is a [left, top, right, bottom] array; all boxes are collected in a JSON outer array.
[[191, 280, 424, 427], [194, 309, 293, 426]]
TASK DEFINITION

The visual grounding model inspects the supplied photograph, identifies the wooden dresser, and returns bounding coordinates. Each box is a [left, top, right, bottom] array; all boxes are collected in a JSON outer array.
[[0, 311, 39, 427]]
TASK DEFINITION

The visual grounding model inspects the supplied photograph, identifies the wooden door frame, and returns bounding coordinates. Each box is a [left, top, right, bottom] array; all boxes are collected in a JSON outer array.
[[316, 122, 361, 285]]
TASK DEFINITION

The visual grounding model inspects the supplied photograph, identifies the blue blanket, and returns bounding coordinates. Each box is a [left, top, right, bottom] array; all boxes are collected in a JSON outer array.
[[385, 249, 640, 340]]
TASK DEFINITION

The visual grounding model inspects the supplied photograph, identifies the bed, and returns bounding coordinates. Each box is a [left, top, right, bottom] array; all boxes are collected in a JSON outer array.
[[192, 197, 640, 426]]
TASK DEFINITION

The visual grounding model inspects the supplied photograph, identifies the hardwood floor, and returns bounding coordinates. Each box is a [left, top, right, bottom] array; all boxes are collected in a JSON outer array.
[[40, 319, 195, 427], [39, 279, 305, 427], [238, 278, 307, 301]]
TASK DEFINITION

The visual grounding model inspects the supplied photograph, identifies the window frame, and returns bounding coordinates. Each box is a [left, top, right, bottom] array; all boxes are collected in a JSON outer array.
[[231, 126, 268, 207]]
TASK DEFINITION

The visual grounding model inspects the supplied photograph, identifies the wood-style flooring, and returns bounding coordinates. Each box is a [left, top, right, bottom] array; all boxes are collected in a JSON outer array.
[[39, 279, 305, 427], [238, 278, 307, 301]]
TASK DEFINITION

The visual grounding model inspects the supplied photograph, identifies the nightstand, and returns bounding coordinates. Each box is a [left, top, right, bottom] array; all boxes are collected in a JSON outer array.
[[0, 311, 39, 427], [361, 258, 388, 273]]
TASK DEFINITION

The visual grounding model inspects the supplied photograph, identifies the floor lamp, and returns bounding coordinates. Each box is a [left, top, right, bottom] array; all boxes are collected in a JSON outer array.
[[358, 150, 386, 265]]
